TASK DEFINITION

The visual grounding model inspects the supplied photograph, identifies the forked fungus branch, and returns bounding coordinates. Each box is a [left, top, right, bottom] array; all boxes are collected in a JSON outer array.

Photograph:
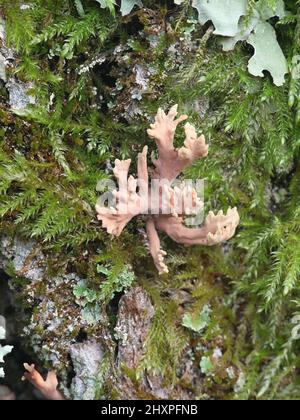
[[22, 363, 65, 400]]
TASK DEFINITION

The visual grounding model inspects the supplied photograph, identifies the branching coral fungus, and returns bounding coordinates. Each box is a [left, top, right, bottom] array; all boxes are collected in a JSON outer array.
[[22, 363, 65, 400], [96, 106, 240, 274]]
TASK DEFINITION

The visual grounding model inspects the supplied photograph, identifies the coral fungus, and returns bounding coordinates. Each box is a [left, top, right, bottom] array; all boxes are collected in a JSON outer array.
[[96, 106, 240, 274], [22, 364, 65, 400]]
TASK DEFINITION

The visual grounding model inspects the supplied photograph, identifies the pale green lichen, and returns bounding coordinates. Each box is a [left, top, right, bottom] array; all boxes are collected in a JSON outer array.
[[182, 304, 212, 333], [120, 0, 143, 16], [247, 21, 288, 86], [0, 327, 5, 340], [190, 0, 288, 85], [192, 0, 248, 37], [220, 0, 288, 86], [0, 316, 13, 378], [94, 0, 142, 16], [200, 355, 214, 375]]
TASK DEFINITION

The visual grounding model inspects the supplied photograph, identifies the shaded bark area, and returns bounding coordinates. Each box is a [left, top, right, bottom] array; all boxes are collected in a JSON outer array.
[[0, 270, 36, 400], [114, 287, 204, 400], [0, 239, 208, 400]]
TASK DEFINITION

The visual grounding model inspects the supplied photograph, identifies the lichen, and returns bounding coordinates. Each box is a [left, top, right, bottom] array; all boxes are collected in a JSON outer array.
[[0, 316, 13, 379]]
